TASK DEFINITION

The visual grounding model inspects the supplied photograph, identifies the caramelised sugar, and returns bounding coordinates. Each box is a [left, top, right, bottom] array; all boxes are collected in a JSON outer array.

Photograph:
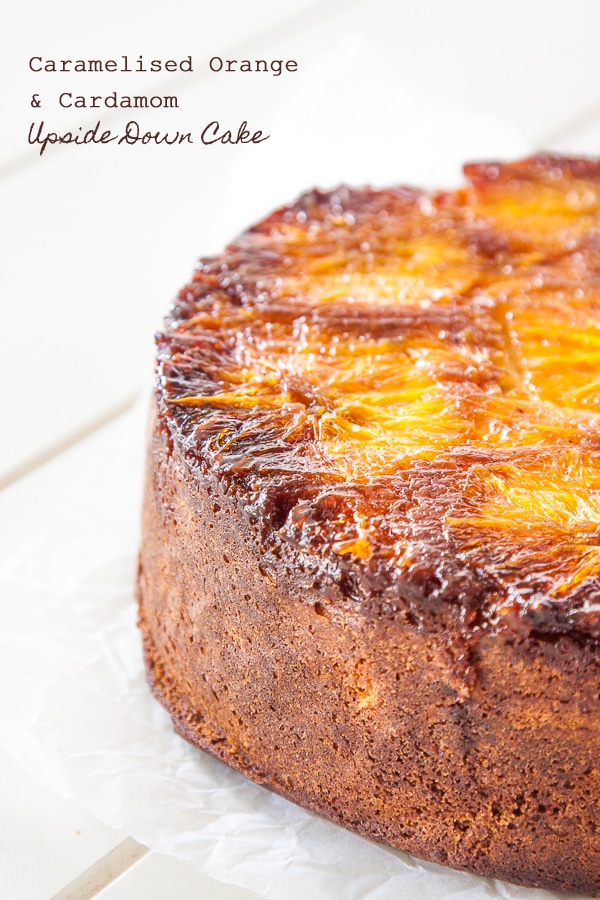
[[158, 156, 600, 636]]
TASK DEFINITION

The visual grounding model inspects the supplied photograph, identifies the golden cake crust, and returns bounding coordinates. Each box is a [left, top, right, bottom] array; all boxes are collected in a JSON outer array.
[[138, 156, 600, 895]]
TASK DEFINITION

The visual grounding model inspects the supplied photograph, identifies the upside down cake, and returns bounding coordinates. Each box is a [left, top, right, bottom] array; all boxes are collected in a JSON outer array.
[[138, 156, 600, 895]]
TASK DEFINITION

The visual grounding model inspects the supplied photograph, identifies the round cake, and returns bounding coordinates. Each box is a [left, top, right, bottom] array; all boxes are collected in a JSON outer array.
[[138, 156, 600, 895]]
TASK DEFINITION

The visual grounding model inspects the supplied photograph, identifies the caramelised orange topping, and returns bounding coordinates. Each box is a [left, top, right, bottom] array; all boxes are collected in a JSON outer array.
[[159, 157, 600, 638]]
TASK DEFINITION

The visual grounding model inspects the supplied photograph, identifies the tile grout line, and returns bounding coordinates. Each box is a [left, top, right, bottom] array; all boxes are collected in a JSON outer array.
[[49, 837, 150, 900], [534, 96, 600, 149], [0, 393, 139, 491]]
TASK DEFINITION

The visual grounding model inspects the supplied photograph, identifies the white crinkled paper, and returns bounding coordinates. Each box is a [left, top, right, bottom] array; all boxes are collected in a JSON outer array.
[[0, 403, 591, 900]]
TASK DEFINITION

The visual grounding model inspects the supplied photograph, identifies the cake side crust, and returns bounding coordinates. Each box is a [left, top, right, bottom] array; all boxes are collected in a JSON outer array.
[[138, 408, 600, 896]]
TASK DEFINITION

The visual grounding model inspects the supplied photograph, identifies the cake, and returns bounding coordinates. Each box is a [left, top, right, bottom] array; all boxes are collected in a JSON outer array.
[[138, 156, 600, 895]]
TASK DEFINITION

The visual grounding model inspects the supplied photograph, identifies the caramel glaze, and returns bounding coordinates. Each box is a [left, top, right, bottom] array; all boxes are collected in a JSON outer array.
[[157, 156, 600, 690]]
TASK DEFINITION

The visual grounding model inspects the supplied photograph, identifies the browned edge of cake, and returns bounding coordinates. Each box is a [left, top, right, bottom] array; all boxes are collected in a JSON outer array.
[[138, 409, 600, 897]]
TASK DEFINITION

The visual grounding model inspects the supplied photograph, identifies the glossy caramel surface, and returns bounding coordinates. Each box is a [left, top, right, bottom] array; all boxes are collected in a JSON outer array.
[[158, 157, 600, 640]]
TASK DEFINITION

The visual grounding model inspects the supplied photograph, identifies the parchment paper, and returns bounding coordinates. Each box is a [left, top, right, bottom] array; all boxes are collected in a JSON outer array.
[[0, 400, 589, 900]]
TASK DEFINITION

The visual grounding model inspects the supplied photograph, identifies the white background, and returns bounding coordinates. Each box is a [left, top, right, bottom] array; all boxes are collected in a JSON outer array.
[[2, 1, 600, 897]]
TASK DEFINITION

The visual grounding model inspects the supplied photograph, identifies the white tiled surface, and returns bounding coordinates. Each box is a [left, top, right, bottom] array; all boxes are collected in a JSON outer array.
[[0, 748, 127, 900], [96, 853, 261, 900], [2, 1, 600, 897]]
